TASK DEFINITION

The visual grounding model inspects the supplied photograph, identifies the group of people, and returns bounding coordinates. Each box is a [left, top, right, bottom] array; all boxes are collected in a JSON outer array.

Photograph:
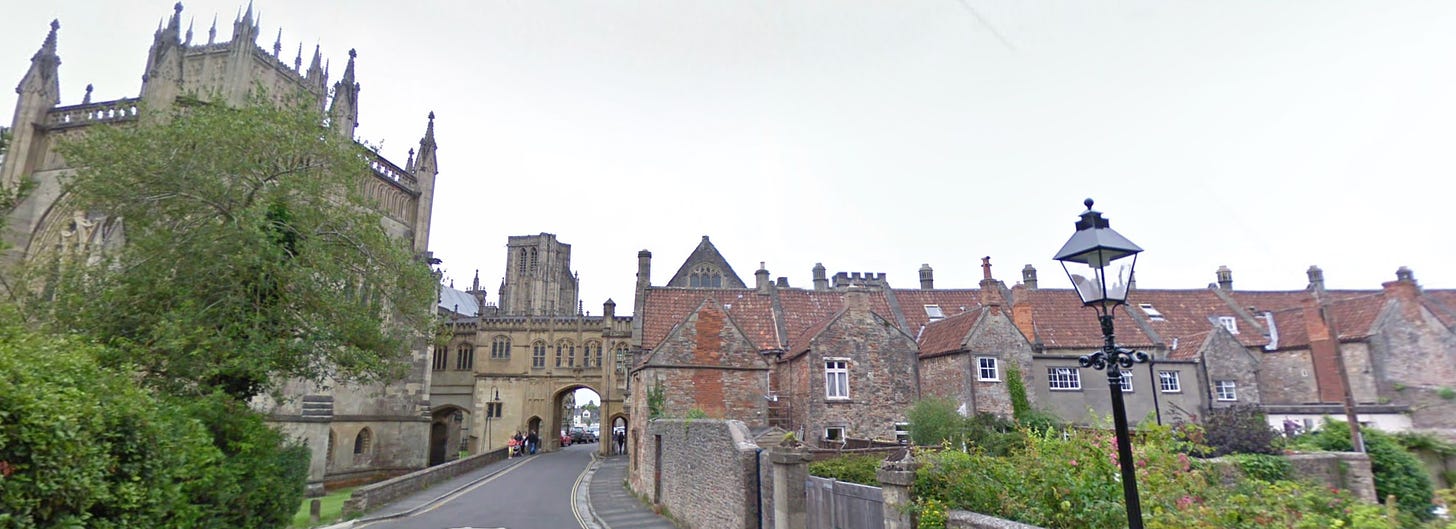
[[508, 430, 539, 457]]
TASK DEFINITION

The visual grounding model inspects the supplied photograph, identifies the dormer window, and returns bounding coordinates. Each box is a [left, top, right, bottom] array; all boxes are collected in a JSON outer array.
[[924, 305, 944, 321], [1218, 316, 1239, 334], [1139, 303, 1165, 321]]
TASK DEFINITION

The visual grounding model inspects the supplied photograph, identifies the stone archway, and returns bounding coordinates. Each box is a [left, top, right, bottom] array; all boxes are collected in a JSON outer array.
[[429, 406, 465, 466]]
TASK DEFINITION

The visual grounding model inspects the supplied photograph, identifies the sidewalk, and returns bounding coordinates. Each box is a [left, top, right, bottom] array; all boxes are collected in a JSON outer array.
[[586, 454, 679, 529]]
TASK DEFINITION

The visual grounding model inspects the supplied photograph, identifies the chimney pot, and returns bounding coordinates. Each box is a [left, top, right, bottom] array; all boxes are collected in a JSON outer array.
[[1022, 264, 1038, 290]]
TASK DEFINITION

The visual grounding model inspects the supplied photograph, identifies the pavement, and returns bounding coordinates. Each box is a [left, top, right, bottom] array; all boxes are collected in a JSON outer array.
[[583, 453, 679, 529], [320, 445, 678, 529]]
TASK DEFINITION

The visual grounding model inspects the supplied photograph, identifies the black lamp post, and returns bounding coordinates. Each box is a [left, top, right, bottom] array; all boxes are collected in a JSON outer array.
[[1053, 198, 1148, 529]]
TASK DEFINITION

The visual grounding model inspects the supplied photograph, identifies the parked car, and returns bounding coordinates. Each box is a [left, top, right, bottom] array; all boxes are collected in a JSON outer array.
[[588, 426, 600, 441], [569, 426, 596, 443], [560, 431, 572, 446]]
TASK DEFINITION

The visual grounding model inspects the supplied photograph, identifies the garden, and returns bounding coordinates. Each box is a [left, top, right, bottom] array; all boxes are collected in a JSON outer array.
[[808, 398, 1455, 529]]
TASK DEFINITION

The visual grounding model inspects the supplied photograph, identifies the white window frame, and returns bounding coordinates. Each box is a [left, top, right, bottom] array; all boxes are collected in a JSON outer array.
[[825, 358, 850, 399], [1218, 316, 1239, 334], [925, 304, 945, 321], [824, 426, 845, 442], [1047, 367, 1081, 391], [1159, 370, 1182, 393], [976, 356, 999, 381], [1215, 380, 1237, 401], [1139, 303, 1166, 321], [1119, 369, 1134, 393]]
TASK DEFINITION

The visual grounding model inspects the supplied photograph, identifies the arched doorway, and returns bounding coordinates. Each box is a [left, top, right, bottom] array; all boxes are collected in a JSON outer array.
[[553, 384, 602, 452], [429, 406, 464, 466], [527, 415, 542, 453], [611, 416, 628, 455]]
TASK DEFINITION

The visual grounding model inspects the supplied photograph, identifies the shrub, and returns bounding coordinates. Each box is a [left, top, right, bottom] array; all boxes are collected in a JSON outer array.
[[913, 423, 1399, 529], [907, 397, 965, 448], [1295, 420, 1435, 525], [808, 454, 881, 486], [180, 392, 310, 529], [1198, 404, 1280, 456], [1226, 453, 1292, 482], [0, 316, 215, 528]]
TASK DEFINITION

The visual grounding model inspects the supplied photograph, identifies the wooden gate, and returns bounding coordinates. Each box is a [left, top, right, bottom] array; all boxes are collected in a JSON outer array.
[[805, 476, 884, 529]]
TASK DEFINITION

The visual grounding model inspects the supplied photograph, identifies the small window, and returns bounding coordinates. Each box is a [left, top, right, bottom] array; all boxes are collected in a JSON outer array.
[[486, 402, 503, 418], [432, 346, 448, 371], [976, 356, 999, 381], [824, 426, 845, 442], [1139, 303, 1165, 322], [894, 422, 911, 445], [1048, 367, 1081, 391], [1218, 316, 1239, 334], [353, 428, 372, 455], [1159, 371, 1182, 393], [825, 359, 850, 399], [925, 305, 945, 321], [1215, 380, 1237, 401], [532, 341, 547, 369], [455, 345, 474, 370], [1119, 370, 1133, 392]]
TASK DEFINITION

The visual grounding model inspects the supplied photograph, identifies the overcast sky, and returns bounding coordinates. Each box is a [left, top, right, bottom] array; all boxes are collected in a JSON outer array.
[[5, 1, 1455, 313]]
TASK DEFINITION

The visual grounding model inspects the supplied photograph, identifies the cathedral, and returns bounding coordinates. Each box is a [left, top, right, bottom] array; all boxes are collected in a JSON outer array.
[[1, 4, 440, 492]]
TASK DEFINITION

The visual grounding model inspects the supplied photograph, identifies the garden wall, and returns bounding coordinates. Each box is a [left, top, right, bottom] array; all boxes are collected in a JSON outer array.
[[641, 419, 763, 529], [341, 447, 508, 517]]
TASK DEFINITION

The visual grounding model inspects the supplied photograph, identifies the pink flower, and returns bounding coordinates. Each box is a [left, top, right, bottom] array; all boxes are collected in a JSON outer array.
[[1070, 459, 1079, 467]]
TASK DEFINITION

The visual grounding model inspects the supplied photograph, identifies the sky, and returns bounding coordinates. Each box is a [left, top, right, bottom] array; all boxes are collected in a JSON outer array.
[[5, 1, 1456, 314]]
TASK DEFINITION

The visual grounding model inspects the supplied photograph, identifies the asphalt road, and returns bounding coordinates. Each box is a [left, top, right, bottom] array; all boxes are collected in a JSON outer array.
[[358, 442, 597, 529]]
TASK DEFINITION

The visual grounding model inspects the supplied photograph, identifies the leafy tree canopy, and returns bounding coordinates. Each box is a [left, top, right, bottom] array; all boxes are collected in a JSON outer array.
[[34, 97, 436, 401]]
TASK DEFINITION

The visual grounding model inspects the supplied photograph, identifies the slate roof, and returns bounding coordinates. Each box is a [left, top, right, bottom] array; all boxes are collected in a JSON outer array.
[[438, 284, 480, 317]]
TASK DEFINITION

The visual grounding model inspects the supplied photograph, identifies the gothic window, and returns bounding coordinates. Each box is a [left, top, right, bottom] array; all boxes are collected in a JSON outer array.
[[532, 341, 546, 369], [557, 340, 576, 368], [456, 345, 474, 370], [491, 336, 511, 359], [614, 342, 631, 371], [530, 248, 538, 272], [432, 346, 448, 371], [689, 265, 722, 288], [326, 429, 336, 469], [518, 249, 526, 274], [354, 428, 373, 455]]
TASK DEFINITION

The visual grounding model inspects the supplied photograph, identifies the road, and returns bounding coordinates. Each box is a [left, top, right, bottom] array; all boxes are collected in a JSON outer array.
[[358, 442, 597, 529]]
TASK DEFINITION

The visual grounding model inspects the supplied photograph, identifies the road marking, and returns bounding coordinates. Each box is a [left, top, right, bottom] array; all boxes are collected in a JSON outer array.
[[354, 458, 535, 528], [570, 453, 592, 529]]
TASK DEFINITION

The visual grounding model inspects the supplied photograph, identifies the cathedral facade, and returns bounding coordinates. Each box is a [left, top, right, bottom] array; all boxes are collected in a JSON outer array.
[[1, 4, 441, 492]]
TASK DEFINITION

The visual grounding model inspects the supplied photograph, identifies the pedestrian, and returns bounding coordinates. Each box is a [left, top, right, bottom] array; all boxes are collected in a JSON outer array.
[[526, 430, 539, 455], [615, 429, 625, 455]]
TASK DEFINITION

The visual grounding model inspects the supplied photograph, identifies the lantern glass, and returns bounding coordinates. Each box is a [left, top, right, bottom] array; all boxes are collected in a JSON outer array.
[[1061, 252, 1136, 308]]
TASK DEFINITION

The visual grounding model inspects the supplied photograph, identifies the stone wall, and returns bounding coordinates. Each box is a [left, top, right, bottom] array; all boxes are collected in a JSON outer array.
[[794, 303, 920, 443], [637, 419, 763, 529], [1285, 452, 1378, 502], [947, 511, 1046, 529], [341, 447, 508, 518], [963, 311, 1038, 416], [1257, 349, 1319, 405]]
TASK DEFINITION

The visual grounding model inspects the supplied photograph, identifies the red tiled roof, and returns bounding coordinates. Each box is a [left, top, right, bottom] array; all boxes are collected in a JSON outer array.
[[642, 288, 780, 350], [917, 309, 983, 357], [1008, 287, 1152, 349], [1125, 289, 1266, 348], [892, 289, 981, 335], [1268, 307, 1310, 351], [1419, 290, 1456, 328], [786, 309, 843, 356]]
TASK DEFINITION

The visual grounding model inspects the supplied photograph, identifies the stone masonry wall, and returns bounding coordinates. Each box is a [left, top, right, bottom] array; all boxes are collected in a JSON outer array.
[[1256, 349, 1318, 405], [640, 419, 762, 529], [964, 311, 1038, 416], [919, 353, 971, 411], [803, 308, 919, 443]]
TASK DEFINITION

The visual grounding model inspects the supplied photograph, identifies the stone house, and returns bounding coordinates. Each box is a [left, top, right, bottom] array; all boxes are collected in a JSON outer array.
[[1, 5, 440, 492], [918, 260, 1038, 419]]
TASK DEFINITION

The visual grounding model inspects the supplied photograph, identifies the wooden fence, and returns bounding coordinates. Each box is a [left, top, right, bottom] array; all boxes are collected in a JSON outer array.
[[805, 476, 884, 529]]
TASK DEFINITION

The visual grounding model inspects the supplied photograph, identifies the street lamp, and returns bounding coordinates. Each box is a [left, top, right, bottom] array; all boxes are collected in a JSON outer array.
[[1053, 198, 1149, 529]]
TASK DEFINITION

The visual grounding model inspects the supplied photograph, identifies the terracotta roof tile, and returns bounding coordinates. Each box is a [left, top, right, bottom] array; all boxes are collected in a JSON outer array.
[[892, 289, 981, 335], [642, 288, 779, 350], [786, 309, 843, 356], [917, 309, 983, 357], [1419, 290, 1456, 328]]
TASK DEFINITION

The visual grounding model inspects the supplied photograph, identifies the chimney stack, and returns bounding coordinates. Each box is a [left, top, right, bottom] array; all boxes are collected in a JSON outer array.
[[812, 263, 828, 291], [1307, 265, 1325, 293], [1216, 265, 1233, 291], [919, 263, 934, 290], [756, 262, 771, 294], [1022, 264, 1038, 290]]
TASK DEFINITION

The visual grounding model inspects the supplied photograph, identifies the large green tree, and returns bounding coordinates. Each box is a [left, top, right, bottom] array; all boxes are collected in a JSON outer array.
[[39, 98, 436, 401]]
